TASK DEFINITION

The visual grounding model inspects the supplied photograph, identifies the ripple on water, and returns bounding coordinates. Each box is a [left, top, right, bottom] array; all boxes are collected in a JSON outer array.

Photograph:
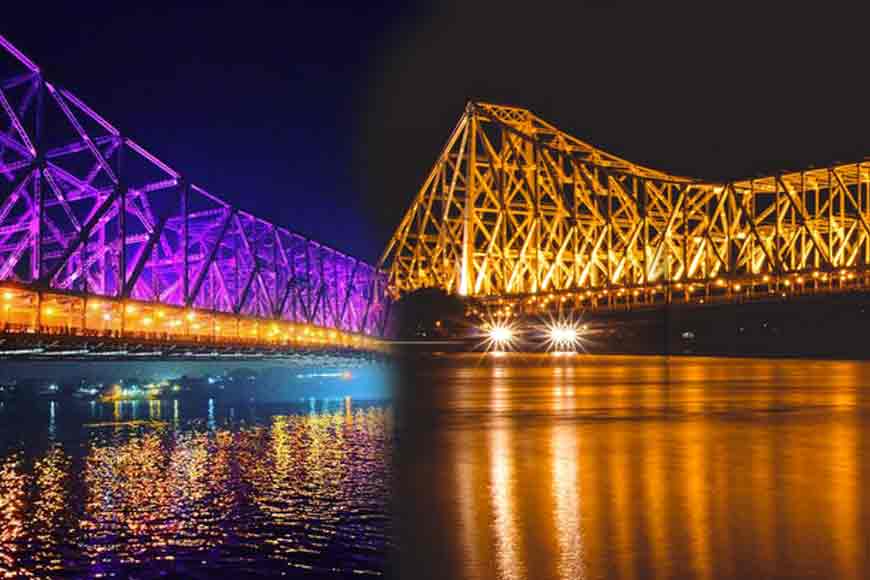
[[0, 401, 392, 579]]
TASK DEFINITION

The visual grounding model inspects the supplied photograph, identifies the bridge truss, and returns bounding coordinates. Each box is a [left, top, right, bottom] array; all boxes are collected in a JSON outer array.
[[0, 35, 388, 351], [382, 101, 870, 313]]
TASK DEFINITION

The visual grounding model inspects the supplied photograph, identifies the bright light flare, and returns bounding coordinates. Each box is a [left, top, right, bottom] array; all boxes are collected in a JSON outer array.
[[479, 319, 519, 353], [489, 325, 513, 344], [542, 315, 586, 352], [549, 325, 577, 345]]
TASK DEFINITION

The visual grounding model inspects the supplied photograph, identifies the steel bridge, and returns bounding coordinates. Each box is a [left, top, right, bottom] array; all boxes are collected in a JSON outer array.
[[0, 35, 388, 358], [382, 101, 870, 315]]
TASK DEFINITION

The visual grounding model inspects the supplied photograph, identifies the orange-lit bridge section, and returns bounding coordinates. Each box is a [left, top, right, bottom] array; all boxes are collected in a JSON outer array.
[[0, 284, 381, 360], [381, 102, 870, 316]]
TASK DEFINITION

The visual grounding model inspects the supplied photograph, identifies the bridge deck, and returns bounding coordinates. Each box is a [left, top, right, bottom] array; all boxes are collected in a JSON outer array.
[[469, 266, 870, 317], [0, 283, 380, 358]]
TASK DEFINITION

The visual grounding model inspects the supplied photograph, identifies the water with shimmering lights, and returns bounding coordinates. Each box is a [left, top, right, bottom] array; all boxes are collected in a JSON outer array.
[[0, 388, 391, 578], [394, 354, 870, 580]]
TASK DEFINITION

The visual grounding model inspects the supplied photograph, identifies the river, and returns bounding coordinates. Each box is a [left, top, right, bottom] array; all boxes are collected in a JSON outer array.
[[392, 353, 870, 580], [0, 368, 392, 579]]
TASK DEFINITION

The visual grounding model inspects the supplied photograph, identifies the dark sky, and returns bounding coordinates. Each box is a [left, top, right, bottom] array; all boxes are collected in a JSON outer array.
[[3, 2, 868, 264]]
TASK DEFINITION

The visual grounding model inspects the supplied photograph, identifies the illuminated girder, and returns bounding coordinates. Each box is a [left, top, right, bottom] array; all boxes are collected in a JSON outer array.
[[381, 101, 870, 302], [0, 35, 389, 339]]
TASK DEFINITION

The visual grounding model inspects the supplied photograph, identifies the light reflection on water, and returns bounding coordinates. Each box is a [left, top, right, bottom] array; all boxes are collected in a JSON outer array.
[[0, 396, 391, 578], [395, 354, 870, 580]]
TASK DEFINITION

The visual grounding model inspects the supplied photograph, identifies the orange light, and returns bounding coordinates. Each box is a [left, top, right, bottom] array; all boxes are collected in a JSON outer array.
[[2, 291, 12, 301]]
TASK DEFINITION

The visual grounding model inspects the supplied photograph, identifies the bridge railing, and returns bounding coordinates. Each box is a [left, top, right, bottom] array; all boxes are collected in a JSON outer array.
[[0, 34, 389, 340]]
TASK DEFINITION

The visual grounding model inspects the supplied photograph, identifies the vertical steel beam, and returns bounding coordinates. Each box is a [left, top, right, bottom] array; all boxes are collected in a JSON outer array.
[[460, 105, 475, 296], [117, 138, 126, 299], [32, 77, 45, 282], [181, 180, 189, 304]]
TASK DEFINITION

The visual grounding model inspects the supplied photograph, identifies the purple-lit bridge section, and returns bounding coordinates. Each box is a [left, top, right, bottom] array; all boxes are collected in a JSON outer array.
[[0, 35, 389, 336]]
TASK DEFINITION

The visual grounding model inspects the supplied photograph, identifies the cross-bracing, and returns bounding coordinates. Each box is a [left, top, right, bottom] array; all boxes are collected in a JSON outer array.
[[382, 101, 870, 318], [0, 35, 389, 356]]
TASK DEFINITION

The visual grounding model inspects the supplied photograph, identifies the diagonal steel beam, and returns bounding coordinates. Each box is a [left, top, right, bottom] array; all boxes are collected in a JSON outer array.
[[123, 215, 168, 297], [236, 260, 260, 315], [186, 208, 235, 306], [42, 188, 120, 285]]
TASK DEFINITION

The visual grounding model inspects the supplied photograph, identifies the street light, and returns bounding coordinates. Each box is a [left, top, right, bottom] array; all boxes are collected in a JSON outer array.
[[483, 322, 517, 352], [541, 314, 586, 353]]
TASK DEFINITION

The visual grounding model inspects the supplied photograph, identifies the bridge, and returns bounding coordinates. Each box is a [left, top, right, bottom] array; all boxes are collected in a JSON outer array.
[[0, 35, 389, 360], [381, 101, 870, 318]]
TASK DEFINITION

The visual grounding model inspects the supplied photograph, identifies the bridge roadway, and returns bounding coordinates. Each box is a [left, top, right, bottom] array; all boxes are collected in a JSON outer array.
[[467, 267, 870, 320], [0, 283, 382, 361], [0, 34, 390, 357]]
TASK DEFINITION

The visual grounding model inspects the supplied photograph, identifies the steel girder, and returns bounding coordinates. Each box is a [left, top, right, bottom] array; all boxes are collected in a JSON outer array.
[[0, 35, 388, 336], [381, 101, 870, 299]]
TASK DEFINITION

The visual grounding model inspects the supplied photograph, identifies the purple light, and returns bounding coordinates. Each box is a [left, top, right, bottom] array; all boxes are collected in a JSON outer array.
[[0, 34, 389, 336]]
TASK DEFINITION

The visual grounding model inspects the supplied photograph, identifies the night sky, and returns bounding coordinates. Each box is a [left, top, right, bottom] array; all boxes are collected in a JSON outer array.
[[3, 2, 868, 264]]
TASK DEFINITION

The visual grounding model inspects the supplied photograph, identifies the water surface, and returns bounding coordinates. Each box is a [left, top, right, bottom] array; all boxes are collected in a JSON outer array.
[[394, 354, 870, 580], [0, 394, 391, 579]]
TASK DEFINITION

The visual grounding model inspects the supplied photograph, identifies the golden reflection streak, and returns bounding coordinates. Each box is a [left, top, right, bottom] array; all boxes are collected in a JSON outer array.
[[754, 421, 775, 577], [684, 418, 712, 580], [80, 420, 236, 563], [82, 431, 172, 560], [167, 429, 233, 549], [551, 416, 583, 579], [456, 426, 481, 580], [303, 405, 347, 537], [149, 399, 162, 420], [710, 430, 734, 579], [237, 405, 389, 572], [609, 413, 634, 580], [490, 424, 524, 580], [0, 401, 390, 577], [578, 417, 603, 578], [0, 454, 31, 578], [643, 415, 669, 580], [31, 446, 71, 575], [831, 399, 858, 580]]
